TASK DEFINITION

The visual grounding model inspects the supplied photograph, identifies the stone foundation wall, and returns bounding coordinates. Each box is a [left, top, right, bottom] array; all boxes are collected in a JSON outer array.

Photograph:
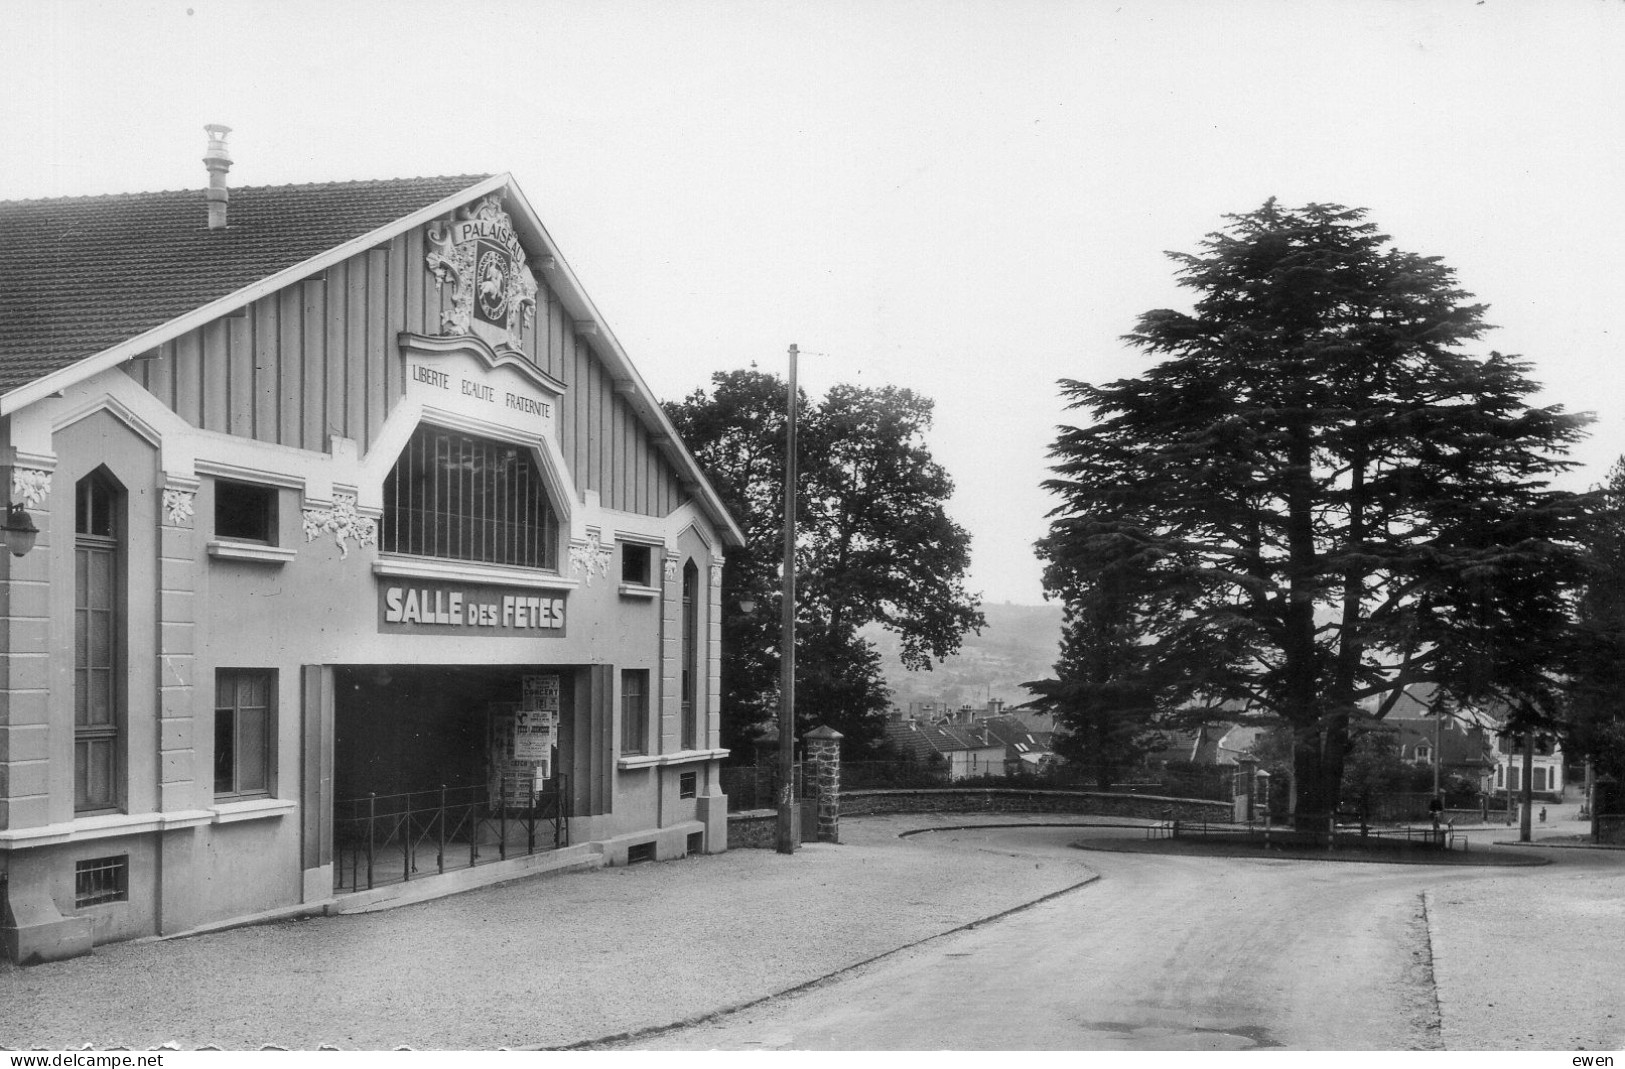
[[726, 810, 781, 849]]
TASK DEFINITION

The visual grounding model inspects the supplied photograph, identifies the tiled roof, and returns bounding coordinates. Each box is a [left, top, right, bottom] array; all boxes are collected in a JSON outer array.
[[0, 175, 492, 393], [883, 720, 1002, 758], [979, 714, 1053, 754]]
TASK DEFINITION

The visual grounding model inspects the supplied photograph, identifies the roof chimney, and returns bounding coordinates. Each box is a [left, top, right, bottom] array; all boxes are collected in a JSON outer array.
[[203, 124, 233, 229]]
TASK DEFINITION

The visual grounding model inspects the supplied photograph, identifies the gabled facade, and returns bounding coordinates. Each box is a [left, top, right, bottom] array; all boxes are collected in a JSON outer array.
[[0, 138, 743, 962]]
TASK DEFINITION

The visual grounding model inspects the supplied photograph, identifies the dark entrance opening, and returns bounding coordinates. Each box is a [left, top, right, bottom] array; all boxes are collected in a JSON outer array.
[[331, 665, 573, 893]]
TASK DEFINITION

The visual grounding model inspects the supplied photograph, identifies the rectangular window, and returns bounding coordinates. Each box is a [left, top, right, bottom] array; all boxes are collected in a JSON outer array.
[[621, 542, 652, 586], [215, 669, 274, 798], [627, 842, 656, 864], [679, 771, 697, 799], [215, 480, 277, 543], [1533, 766, 1547, 792], [621, 669, 649, 756], [74, 855, 128, 907]]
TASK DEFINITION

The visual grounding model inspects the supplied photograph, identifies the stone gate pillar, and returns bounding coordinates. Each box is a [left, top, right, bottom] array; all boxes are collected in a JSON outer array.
[[803, 725, 843, 844]]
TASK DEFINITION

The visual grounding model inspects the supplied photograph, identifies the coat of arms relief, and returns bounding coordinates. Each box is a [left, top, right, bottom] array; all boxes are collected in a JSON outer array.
[[425, 194, 540, 352]]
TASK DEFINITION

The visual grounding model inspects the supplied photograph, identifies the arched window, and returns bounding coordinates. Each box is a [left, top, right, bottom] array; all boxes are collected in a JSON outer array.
[[382, 425, 560, 570], [75, 469, 122, 812]]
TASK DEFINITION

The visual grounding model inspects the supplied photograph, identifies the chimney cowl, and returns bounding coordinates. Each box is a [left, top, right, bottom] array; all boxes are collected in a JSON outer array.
[[203, 124, 233, 229]]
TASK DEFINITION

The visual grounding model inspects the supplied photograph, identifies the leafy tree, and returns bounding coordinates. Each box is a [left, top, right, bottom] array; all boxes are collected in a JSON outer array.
[[668, 369, 983, 757], [1038, 200, 1590, 826]]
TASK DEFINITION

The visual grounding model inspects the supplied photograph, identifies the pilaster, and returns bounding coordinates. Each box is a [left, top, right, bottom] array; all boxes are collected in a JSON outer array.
[[156, 479, 198, 811], [706, 561, 723, 751], [0, 462, 55, 831], [659, 552, 681, 753]]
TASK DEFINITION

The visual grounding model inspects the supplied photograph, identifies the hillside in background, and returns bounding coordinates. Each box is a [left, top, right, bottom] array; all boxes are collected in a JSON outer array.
[[861, 601, 1063, 713]]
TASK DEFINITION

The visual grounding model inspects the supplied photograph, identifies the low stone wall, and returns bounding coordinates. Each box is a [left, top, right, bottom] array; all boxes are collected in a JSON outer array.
[[727, 810, 780, 849], [841, 788, 1230, 823]]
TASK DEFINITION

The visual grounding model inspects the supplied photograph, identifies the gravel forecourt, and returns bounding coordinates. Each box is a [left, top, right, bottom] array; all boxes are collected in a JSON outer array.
[[0, 814, 1099, 1050]]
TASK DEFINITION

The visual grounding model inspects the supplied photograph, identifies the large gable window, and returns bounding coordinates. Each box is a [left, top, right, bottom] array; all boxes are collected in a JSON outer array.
[[382, 425, 560, 570]]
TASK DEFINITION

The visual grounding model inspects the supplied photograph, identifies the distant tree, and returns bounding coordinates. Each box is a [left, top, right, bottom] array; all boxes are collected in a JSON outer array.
[[1565, 457, 1625, 785], [1038, 200, 1591, 827], [668, 369, 984, 757], [1340, 722, 1430, 819], [1022, 565, 1164, 790]]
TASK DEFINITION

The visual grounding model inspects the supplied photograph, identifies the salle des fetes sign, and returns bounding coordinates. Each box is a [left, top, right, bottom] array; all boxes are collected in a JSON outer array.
[[379, 579, 566, 637]]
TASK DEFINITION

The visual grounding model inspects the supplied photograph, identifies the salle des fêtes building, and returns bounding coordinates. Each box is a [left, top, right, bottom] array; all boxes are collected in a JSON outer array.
[[0, 129, 743, 963]]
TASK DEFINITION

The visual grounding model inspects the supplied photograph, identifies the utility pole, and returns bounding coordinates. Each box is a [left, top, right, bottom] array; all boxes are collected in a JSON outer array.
[[776, 344, 801, 855], [1433, 709, 1442, 799], [1519, 730, 1535, 843]]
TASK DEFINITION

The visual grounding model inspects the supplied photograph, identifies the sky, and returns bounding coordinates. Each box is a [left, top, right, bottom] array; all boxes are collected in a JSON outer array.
[[5, 0, 1624, 606]]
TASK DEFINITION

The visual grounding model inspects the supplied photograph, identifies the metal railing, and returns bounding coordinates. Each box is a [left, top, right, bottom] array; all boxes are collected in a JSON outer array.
[[719, 763, 814, 812], [1153, 815, 1465, 852], [334, 777, 569, 893]]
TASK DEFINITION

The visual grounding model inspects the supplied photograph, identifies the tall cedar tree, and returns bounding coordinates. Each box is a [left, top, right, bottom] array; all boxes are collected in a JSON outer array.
[[1566, 458, 1625, 785], [667, 370, 983, 757], [1039, 201, 1590, 824]]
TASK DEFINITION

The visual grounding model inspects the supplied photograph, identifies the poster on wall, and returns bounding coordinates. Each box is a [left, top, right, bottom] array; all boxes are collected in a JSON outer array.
[[522, 674, 561, 714], [488, 702, 555, 809], [513, 710, 554, 771]]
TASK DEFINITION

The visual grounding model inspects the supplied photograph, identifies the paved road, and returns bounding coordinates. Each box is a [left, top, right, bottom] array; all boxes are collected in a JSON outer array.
[[612, 825, 1620, 1051]]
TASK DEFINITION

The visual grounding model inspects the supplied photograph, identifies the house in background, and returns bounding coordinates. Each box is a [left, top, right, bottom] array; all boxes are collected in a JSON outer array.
[[979, 714, 1056, 774], [1378, 688, 1515, 793], [1489, 734, 1565, 800], [883, 719, 1005, 780]]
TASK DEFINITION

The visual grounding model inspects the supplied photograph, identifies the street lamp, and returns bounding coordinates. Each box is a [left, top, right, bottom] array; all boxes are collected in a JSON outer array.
[[776, 343, 801, 855], [0, 504, 38, 558]]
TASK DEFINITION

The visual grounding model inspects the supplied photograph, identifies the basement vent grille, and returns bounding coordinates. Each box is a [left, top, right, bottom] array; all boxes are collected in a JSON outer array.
[[75, 855, 128, 908]]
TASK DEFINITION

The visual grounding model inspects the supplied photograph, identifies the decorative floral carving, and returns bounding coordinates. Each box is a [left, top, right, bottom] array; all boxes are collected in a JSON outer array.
[[425, 194, 539, 351], [162, 488, 195, 526], [10, 467, 51, 509], [710, 566, 723, 588], [663, 556, 678, 583], [569, 531, 614, 584], [302, 493, 377, 559]]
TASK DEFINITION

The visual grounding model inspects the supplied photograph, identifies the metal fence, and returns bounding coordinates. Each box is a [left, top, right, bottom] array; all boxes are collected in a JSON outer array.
[[1148, 816, 1466, 852], [1340, 790, 1482, 825], [718, 763, 816, 812], [333, 778, 569, 893]]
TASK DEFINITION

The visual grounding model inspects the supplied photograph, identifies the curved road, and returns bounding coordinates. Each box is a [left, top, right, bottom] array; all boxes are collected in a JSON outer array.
[[613, 825, 1616, 1051]]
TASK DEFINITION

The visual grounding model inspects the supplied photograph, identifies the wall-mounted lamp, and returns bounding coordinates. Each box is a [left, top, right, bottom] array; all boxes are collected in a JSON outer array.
[[1, 504, 38, 558], [738, 597, 757, 615]]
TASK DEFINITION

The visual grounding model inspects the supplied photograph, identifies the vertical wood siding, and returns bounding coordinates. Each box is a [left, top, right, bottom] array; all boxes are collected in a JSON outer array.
[[125, 226, 687, 518]]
